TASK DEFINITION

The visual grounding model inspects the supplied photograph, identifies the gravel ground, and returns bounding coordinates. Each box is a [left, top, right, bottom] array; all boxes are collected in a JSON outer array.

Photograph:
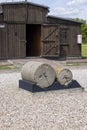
[[0, 68, 87, 130]]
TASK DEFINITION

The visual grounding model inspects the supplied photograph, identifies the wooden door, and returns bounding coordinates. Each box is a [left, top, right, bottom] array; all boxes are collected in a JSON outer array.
[[7, 24, 26, 58], [41, 24, 60, 56]]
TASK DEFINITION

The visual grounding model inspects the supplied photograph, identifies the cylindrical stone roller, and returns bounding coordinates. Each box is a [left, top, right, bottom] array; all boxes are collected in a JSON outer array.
[[21, 61, 56, 88], [55, 67, 73, 86]]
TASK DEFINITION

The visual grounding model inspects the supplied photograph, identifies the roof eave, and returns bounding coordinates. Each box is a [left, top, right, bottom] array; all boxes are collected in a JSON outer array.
[[0, 1, 49, 10], [47, 15, 83, 24]]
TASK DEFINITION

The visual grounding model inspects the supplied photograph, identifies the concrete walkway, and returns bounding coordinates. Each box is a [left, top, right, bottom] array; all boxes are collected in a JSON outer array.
[[0, 57, 87, 66]]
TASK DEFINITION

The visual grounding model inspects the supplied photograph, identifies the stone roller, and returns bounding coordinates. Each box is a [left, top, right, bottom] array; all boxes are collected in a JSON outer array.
[[21, 61, 56, 88], [54, 67, 73, 86]]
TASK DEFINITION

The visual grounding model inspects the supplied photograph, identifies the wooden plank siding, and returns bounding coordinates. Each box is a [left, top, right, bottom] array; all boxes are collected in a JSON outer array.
[[0, 24, 8, 59], [0, 2, 82, 59], [2, 3, 48, 23], [59, 25, 71, 57], [47, 16, 82, 57], [7, 24, 26, 58], [3, 4, 26, 22], [59, 24, 81, 57], [0, 2, 49, 59], [27, 5, 48, 24], [0, 23, 26, 59], [70, 25, 81, 57]]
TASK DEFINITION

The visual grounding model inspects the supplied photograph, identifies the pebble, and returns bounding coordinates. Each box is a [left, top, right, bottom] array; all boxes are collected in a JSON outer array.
[[0, 69, 87, 130]]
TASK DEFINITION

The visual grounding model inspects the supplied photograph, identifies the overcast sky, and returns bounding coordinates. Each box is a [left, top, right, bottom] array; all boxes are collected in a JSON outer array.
[[0, 0, 87, 20]]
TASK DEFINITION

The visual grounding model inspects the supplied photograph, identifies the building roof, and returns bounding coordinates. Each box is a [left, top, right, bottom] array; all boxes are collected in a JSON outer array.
[[0, 1, 49, 10], [0, 2, 83, 24], [48, 15, 83, 24]]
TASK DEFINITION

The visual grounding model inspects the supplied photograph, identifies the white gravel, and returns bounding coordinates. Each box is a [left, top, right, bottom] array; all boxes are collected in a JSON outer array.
[[72, 69, 87, 89], [0, 69, 87, 130]]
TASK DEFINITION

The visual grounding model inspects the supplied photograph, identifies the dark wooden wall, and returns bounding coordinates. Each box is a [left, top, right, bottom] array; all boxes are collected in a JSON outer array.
[[0, 23, 26, 59], [59, 24, 81, 57], [0, 24, 7, 59], [27, 4, 48, 24], [47, 16, 82, 57], [0, 3, 49, 59], [3, 4, 26, 22], [2, 3, 48, 23], [0, 3, 82, 59], [7, 23, 26, 58], [41, 24, 60, 56], [70, 25, 81, 57]]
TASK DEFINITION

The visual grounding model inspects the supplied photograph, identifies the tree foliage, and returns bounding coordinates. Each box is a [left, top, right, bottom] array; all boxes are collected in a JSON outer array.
[[74, 18, 87, 44]]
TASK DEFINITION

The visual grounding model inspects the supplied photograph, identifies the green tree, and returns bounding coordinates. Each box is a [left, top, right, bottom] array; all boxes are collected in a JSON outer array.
[[74, 18, 87, 44]]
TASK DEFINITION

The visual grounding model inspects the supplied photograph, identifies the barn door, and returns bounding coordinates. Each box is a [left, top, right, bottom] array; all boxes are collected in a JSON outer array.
[[41, 24, 59, 56]]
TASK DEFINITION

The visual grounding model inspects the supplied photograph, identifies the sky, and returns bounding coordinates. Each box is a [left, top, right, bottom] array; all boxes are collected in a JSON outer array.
[[0, 0, 87, 20]]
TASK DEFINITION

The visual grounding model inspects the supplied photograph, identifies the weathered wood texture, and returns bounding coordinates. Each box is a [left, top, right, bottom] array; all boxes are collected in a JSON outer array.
[[0, 24, 8, 59], [7, 24, 26, 58], [41, 24, 60, 56], [27, 4, 48, 24], [70, 25, 81, 57], [3, 4, 26, 22], [2, 3, 48, 23], [47, 16, 82, 57], [0, 2, 82, 59], [0, 23, 26, 59], [21, 61, 56, 88], [59, 25, 81, 57]]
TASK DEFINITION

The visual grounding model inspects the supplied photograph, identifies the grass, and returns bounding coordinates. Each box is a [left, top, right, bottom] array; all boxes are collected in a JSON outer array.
[[82, 44, 87, 58], [0, 65, 16, 70]]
